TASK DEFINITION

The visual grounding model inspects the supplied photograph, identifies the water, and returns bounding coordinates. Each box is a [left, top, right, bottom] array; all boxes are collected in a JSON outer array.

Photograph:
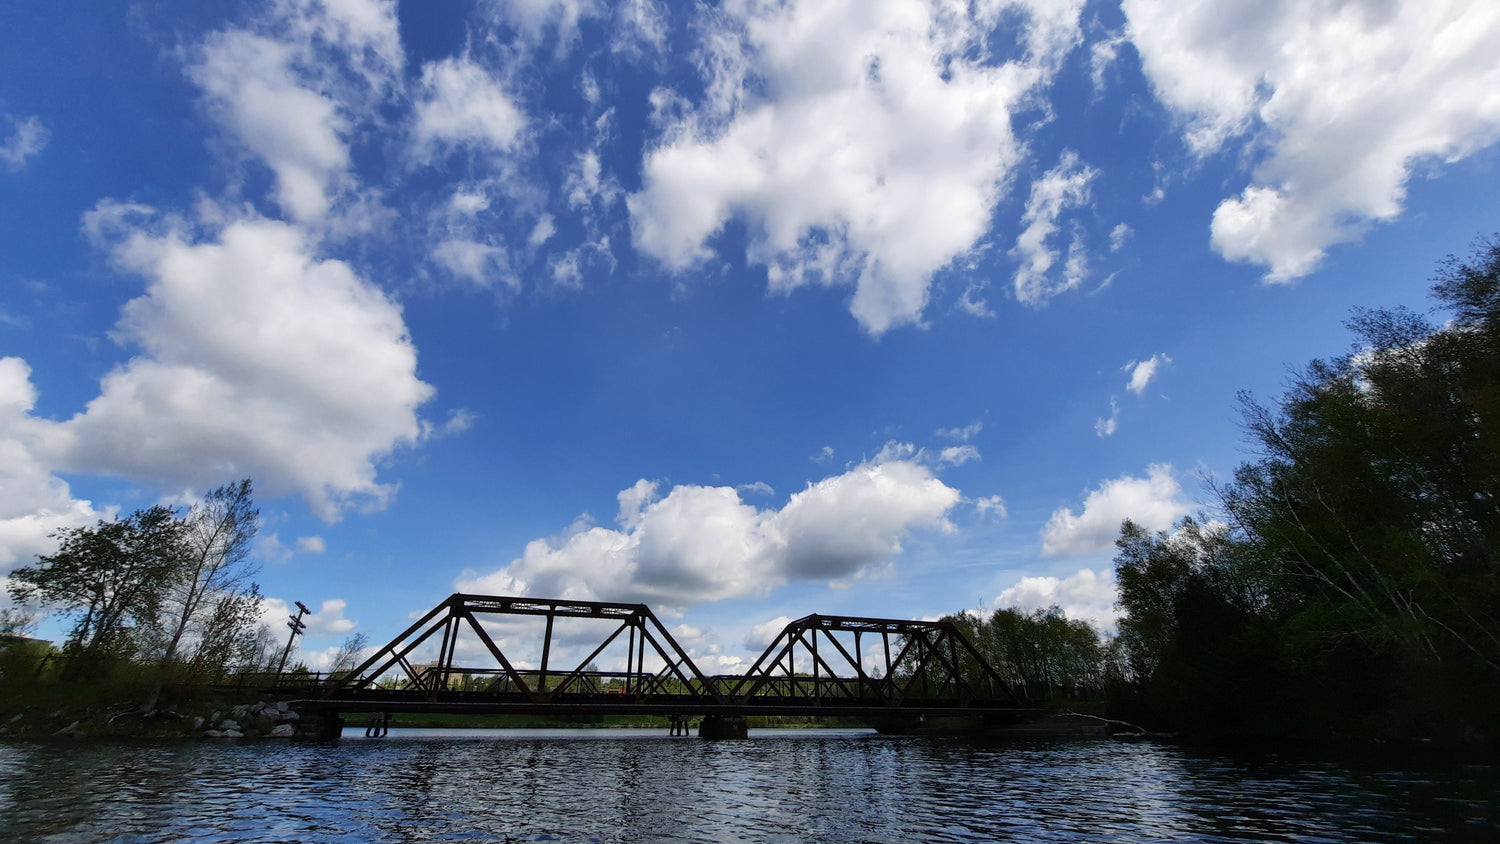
[[1, 729, 1494, 843]]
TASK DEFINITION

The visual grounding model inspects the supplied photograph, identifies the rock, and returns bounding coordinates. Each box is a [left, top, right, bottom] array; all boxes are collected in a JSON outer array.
[[191, 716, 205, 730], [268, 724, 295, 738], [280, 709, 299, 722], [9, 713, 23, 723], [275, 701, 290, 713], [222, 729, 244, 738], [218, 719, 241, 732], [53, 721, 82, 737], [210, 710, 222, 724], [204, 730, 225, 738]]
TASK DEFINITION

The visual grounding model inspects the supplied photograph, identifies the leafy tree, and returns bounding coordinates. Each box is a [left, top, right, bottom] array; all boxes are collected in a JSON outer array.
[[1111, 238, 1500, 741], [152, 479, 260, 668], [948, 605, 1106, 701], [7, 506, 185, 666], [186, 585, 266, 681]]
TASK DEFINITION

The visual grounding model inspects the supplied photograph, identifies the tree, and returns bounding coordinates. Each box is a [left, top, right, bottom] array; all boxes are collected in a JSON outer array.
[[152, 479, 260, 668], [948, 605, 1106, 701], [1109, 238, 1500, 741], [187, 585, 266, 681], [7, 506, 185, 665], [329, 632, 369, 677]]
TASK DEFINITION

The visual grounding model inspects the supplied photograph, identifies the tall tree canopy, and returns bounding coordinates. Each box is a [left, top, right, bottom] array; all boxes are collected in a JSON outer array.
[[1113, 239, 1500, 741]]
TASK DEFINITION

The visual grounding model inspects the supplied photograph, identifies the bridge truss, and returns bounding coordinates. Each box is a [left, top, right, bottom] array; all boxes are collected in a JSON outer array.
[[315, 594, 1021, 718]]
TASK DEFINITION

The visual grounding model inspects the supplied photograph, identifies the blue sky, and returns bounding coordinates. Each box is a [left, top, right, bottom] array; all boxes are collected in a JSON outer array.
[[3, 0, 1499, 673]]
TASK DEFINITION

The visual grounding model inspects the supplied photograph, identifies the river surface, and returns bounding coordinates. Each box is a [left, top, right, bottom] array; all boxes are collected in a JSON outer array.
[[1, 728, 1494, 843]]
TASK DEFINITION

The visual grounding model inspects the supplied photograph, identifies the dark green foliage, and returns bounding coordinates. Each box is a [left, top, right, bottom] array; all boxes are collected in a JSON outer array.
[[8, 506, 185, 667], [949, 605, 1105, 702], [1113, 239, 1500, 742], [7, 478, 269, 692]]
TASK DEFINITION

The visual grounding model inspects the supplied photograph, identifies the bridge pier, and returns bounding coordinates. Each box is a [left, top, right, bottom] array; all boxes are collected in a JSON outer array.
[[697, 714, 747, 740]]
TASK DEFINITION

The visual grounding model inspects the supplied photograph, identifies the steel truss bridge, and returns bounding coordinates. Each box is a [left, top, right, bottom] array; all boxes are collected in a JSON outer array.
[[302, 594, 1022, 732]]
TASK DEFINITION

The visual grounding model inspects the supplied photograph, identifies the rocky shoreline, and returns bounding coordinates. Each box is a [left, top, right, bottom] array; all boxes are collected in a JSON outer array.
[[0, 698, 332, 742]]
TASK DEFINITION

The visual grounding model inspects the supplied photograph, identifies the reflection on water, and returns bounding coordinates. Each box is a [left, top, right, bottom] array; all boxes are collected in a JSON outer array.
[[0, 729, 1494, 843]]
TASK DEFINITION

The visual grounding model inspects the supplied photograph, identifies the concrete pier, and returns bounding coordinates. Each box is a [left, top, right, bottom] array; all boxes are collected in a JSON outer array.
[[697, 714, 747, 739]]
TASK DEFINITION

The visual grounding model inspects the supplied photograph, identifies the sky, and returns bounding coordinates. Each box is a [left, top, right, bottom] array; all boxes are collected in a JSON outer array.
[[2, 0, 1499, 674]]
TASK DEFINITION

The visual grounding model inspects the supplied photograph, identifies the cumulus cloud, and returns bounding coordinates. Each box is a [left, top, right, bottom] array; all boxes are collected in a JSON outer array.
[[1041, 464, 1191, 557], [54, 205, 433, 520], [991, 567, 1118, 629], [457, 456, 962, 611], [188, 1, 402, 224], [1012, 150, 1097, 307], [0, 358, 103, 574], [745, 615, 793, 650], [296, 535, 326, 553], [1, 114, 49, 172], [412, 56, 527, 162], [1126, 0, 1500, 280], [1125, 353, 1171, 396], [629, 0, 1085, 334]]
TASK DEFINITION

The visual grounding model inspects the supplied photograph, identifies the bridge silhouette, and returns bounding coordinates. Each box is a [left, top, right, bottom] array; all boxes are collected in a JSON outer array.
[[297, 594, 1024, 737]]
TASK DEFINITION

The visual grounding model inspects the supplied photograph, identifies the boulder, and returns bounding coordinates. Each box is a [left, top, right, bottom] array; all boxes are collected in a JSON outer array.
[[218, 719, 241, 732], [268, 724, 295, 738]]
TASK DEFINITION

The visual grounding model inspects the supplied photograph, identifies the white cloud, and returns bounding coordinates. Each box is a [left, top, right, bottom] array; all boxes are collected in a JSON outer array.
[[973, 494, 1007, 519], [612, 0, 670, 58], [0, 358, 103, 574], [1041, 464, 1191, 557], [56, 206, 434, 520], [492, 0, 602, 50], [938, 445, 980, 467], [1094, 398, 1119, 438], [1125, 353, 1171, 396], [991, 567, 1118, 630], [256, 533, 294, 564], [262, 596, 356, 636], [295, 535, 326, 553], [529, 214, 556, 247], [1, 114, 49, 172], [629, 0, 1085, 334], [565, 151, 619, 209], [457, 455, 962, 611], [412, 56, 527, 162], [431, 238, 510, 288], [1012, 149, 1097, 307], [1126, 0, 1500, 280], [935, 421, 982, 442], [1109, 222, 1132, 253], [811, 445, 834, 464], [188, 1, 402, 225], [745, 615, 793, 650], [737, 481, 774, 497]]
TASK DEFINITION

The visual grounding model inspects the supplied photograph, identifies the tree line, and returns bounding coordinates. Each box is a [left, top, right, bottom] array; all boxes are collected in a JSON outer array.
[[1111, 239, 1500, 743]]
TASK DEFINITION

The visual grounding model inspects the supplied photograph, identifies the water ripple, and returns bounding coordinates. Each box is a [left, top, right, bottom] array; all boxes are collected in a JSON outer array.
[[0, 730, 1493, 843]]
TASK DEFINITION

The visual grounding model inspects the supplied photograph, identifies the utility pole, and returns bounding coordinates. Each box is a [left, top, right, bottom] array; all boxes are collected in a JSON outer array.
[[276, 600, 311, 676]]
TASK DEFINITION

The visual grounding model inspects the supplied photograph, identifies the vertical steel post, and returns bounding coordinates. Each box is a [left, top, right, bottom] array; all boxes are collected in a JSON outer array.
[[539, 611, 555, 692]]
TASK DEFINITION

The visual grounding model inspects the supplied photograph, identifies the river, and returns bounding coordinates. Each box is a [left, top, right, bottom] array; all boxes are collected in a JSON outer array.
[[1, 728, 1494, 842]]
